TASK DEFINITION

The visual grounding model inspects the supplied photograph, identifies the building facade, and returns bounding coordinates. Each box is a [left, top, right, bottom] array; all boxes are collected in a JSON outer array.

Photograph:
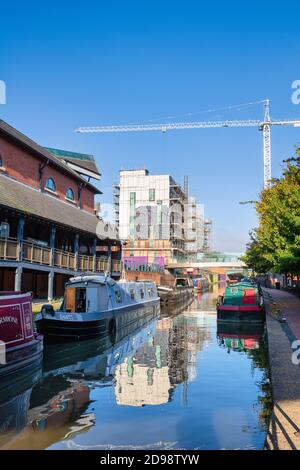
[[203, 219, 213, 253], [0, 119, 121, 299], [115, 169, 210, 265], [184, 196, 205, 259], [115, 169, 187, 265]]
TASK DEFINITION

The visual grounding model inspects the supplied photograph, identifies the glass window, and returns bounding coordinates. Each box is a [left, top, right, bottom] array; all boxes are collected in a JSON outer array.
[[115, 289, 122, 304], [0, 155, 3, 167], [66, 187, 74, 200], [149, 189, 155, 201], [140, 289, 144, 299], [130, 289, 135, 300], [45, 177, 56, 192]]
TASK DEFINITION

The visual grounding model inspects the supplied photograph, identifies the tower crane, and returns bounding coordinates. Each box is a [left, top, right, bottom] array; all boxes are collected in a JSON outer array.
[[75, 100, 300, 190]]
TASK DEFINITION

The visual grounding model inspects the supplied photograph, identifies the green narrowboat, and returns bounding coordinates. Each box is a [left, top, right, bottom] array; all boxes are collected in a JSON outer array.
[[217, 282, 264, 323]]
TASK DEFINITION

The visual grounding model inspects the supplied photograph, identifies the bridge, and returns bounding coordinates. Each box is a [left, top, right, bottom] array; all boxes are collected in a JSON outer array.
[[166, 254, 247, 276]]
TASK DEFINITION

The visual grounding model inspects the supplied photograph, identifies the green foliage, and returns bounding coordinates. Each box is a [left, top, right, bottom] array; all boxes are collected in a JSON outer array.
[[244, 148, 300, 275]]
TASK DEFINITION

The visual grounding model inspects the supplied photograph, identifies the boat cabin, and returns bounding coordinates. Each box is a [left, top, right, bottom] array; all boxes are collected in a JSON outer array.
[[60, 275, 159, 314]]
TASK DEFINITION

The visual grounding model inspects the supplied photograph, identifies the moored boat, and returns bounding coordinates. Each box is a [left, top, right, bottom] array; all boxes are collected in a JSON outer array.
[[217, 282, 265, 323], [192, 276, 209, 292], [35, 275, 160, 342], [0, 292, 43, 380]]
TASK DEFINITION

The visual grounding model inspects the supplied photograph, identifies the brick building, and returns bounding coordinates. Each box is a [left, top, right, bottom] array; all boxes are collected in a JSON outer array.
[[0, 119, 121, 299]]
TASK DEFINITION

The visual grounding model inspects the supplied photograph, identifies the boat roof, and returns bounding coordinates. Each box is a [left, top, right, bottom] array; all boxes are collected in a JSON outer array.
[[223, 283, 259, 306], [68, 275, 116, 285]]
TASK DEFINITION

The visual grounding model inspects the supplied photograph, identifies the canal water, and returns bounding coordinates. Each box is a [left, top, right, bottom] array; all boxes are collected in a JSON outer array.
[[0, 286, 270, 450]]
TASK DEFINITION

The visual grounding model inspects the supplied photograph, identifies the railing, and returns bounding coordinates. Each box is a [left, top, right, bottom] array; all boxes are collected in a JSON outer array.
[[78, 254, 94, 272], [112, 260, 122, 273], [0, 237, 18, 259], [23, 241, 51, 265], [54, 249, 76, 270], [0, 237, 122, 274]]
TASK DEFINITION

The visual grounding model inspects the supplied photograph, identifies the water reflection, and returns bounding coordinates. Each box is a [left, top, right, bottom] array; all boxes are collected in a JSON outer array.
[[0, 288, 270, 450]]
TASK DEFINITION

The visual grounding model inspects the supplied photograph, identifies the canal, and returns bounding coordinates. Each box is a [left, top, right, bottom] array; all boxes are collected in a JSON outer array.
[[0, 286, 270, 450]]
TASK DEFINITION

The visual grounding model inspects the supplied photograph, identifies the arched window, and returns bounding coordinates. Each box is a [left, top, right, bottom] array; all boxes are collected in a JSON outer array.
[[66, 187, 74, 201], [0, 154, 3, 167], [45, 177, 56, 192]]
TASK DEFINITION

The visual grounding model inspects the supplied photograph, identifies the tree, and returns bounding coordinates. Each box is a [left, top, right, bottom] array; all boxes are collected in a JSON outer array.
[[244, 148, 300, 275]]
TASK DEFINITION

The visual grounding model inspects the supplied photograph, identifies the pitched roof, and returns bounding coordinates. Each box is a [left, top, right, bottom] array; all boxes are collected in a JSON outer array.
[[45, 148, 101, 178], [0, 174, 112, 238], [0, 120, 101, 194]]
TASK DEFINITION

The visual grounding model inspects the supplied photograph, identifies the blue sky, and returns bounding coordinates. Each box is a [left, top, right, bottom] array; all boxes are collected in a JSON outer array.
[[1, 1, 300, 251]]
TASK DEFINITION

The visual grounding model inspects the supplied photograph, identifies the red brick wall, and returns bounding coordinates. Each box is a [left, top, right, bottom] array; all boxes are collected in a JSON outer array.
[[0, 135, 96, 213]]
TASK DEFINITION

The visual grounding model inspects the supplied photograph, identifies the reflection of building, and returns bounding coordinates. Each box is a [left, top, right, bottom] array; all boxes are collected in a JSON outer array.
[[0, 380, 94, 450], [115, 362, 172, 406], [114, 315, 211, 407]]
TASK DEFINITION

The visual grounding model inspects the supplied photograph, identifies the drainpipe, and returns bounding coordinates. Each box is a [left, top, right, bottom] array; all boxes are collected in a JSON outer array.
[[74, 233, 79, 271], [92, 238, 97, 272], [77, 182, 87, 208], [39, 159, 50, 191]]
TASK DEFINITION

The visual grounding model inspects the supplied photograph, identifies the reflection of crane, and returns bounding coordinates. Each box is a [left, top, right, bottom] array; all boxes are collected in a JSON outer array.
[[75, 100, 300, 189]]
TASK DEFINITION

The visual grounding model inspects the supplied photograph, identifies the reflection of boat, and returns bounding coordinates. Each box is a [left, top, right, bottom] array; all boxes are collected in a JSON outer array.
[[36, 275, 160, 341], [0, 292, 43, 380], [160, 293, 194, 318], [217, 322, 264, 353], [0, 365, 42, 448], [0, 312, 159, 450], [217, 282, 265, 323]]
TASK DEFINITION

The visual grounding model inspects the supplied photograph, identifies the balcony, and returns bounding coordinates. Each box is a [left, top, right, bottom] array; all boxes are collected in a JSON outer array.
[[0, 237, 122, 274]]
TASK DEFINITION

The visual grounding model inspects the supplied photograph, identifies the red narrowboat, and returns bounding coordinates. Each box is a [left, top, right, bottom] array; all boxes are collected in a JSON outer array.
[[217, 282, 265, 323], [0, 292, 43, 379]]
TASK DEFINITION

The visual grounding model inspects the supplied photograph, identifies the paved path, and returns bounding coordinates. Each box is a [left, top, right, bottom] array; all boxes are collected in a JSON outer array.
[[264, 288, 300, 450]]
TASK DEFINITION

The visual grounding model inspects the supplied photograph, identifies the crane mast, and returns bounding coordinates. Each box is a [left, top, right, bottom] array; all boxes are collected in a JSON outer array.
[[75, 100, 300, 190]]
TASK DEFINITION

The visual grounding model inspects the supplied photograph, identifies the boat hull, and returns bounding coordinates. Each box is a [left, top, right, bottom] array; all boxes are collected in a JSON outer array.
[[0, 336, 43, 382], [217, 306, 265, 323], [36, 300, 160, 342]]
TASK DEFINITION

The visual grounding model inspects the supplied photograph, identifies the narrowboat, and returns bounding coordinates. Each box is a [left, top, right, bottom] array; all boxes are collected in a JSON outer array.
[[192, 276, 209, 292], [217, 282, 264, 323], [35, 275, 160, 342], [0, 292, 43, 380], [158, 276, 194, 305]]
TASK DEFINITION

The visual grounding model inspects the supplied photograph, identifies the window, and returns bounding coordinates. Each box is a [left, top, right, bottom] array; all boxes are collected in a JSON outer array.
[[148, 288, 153, 298], [115, 289, 122, 304], [130, 289, 135, 300], [140, 289, 144, 299], [149, 189, 155, 201], [0, 155, 3, 167], [45, 177, 56, 192], [66, 187, 74, 201]]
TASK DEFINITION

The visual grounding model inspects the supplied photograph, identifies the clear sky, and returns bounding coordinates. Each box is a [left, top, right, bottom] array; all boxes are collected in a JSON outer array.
[[1, 1, 300, 251]]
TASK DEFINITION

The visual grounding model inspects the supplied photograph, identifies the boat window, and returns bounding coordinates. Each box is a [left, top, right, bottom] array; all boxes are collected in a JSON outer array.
[[130, 289, 135, 300], [140, 289, 144, 299], [115, 289, 122, 304], [148, 288, 154, 297]]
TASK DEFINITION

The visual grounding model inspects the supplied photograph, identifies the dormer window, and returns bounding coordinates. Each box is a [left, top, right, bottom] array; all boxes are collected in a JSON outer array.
[[45, 177, 56, 192], [66, 187, 74, 201]]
